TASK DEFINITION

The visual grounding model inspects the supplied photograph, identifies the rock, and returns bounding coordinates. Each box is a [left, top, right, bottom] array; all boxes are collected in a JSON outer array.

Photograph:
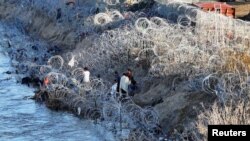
[[126, 0, 155, 12], [4, 71, 12, 74], [21, 77, 32, 86], [33, 90, 49, 102], [31, 45, 38, 50], [21, 76, 42, 87]]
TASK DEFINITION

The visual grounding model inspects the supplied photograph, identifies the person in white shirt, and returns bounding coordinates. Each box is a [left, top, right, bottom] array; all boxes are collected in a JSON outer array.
[[119, 73, 131, 95], [83, 67, 90, 83], [83, 67, 91, 94]]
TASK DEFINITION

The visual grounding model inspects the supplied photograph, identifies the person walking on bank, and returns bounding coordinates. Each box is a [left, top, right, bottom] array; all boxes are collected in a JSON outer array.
[[127, 68, 137, 95], [119, 73, 131, 97], [83, 67, 90, 83], [83, 67, 91, 93], [114, 71, 121, 93], [83, 67, 91, 95], [127, 68, 133, 80], [127, 68, 136, 85]]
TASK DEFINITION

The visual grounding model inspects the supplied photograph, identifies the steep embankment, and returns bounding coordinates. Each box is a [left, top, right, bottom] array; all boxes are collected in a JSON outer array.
[[0, 1, 76, 50], [133, 76, 216, 133], [0, 0, 221, 136]]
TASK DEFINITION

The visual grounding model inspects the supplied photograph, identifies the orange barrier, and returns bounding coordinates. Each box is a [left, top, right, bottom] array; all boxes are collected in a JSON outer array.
[[193, 2, 235, 18], [226, 8, 235, 18]]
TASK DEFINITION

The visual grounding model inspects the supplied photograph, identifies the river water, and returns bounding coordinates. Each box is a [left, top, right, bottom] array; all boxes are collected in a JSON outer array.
[[0, 23, 115, 141]]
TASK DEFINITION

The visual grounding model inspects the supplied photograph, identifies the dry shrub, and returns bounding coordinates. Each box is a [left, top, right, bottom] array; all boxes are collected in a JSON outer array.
[[172, 101, 250, 141], [222, 50, 250, 73], [195, 101, 250, 140]]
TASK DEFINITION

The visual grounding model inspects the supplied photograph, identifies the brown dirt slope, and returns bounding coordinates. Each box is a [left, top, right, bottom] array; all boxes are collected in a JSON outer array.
[[0, 1, 77, 50], [133, 76, 216, 133], [228, 2, 250, 18]]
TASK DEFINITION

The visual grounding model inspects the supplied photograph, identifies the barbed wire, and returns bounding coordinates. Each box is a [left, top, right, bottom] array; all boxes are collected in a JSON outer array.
[[3, 0, 250, 140]]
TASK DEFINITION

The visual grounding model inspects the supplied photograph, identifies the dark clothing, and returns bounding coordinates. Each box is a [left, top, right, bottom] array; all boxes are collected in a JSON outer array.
[[115, 74, 121, 92], [128, 76, 137, 96], [127, 72, 136, 85], [121, 89, 127, 94], [120, 89, 127, 99], [130, 76, 136, 85], [95, 8, 100, 14], [128, 84, 137, 96]]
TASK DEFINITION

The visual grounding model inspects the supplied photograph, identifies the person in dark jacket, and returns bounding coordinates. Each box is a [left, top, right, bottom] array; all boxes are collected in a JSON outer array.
[[127, 68, 137, 96], [114, 71, 121, 92]]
